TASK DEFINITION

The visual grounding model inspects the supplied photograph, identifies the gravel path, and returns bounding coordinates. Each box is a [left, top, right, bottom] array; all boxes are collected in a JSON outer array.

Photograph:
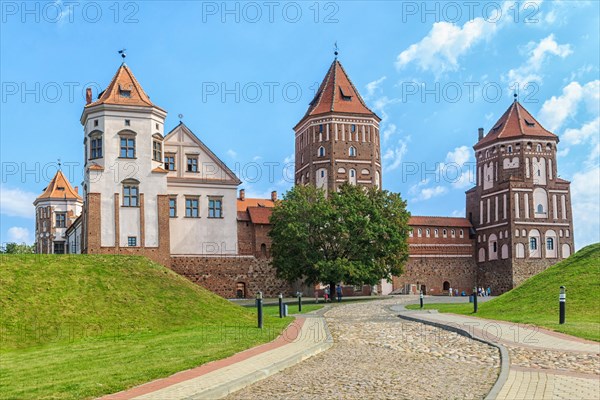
[[227, 298, 500, 400]]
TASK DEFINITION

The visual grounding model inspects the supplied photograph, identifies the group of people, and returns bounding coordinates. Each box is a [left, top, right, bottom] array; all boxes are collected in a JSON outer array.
[[315, 285, 343, 303], [477, 286, 492, 297]]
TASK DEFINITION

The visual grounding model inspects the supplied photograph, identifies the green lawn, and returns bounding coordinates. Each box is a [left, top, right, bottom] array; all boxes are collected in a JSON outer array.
[[262, 304, 324, 317], [406, 243, 600, 341], [0, 255, 293, 399]]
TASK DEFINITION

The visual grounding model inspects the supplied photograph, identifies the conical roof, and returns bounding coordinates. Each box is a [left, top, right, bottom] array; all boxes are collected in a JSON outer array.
[[86, 64, 157, 108], [475, 100, 557, 149], [34, 170, 82, 204]]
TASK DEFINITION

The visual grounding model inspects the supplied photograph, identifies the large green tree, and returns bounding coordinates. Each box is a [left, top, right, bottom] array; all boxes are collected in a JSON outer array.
[[269, 184, 410, 289], [1, 243, 34, 254]]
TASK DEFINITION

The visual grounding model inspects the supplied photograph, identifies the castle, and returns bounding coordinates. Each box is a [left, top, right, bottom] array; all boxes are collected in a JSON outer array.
[[34, 57, 575, 297]]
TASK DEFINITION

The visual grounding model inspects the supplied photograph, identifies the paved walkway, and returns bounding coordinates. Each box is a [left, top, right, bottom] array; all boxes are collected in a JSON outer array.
[[101, 312, 332, 400], [396, 305, 600, 400]]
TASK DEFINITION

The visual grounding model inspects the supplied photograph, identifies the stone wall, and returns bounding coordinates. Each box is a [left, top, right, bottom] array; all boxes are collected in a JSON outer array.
[[170, 255, 294, 298], [393, 257, 477, 295], [477, 259, 514, 294]]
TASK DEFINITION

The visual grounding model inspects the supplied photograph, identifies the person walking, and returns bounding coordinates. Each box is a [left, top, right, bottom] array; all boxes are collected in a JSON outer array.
[[486, 287, 491, 296], [448, 286, 453, 297], [324, 287, 330, 303], [336, 285, 343, 302], [315, 290, 319, 304]]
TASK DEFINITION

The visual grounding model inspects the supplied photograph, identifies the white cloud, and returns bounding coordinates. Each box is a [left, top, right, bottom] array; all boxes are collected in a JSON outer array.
[[563, 117, 599, 145], [382, 123, 397, 143], [7, 227, 31, 244], [445, 146, 471, 166], [365, 76, 386, 99], [415, 185, 448, 201], [382, 138, 409, 172], [438, 146, 476, 189], [505, 34, 572, 88], [0, 186, 37, 218], [226, 149, 237, 159], [570, 166, 600, 249], [451, 209, 465, 217], [538, 80, 599, 132]]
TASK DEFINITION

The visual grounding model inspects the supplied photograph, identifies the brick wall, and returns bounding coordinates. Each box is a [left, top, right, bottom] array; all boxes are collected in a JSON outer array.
[[170, 256, 294, 298], [393, 256, 477, 295]]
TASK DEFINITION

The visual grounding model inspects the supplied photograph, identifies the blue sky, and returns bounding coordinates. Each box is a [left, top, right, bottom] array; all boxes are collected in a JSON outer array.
[[1, 0, 598, 249]]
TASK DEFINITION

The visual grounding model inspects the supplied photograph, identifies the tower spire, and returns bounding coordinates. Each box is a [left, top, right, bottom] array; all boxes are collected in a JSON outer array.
[[334, 42, 338, 59]]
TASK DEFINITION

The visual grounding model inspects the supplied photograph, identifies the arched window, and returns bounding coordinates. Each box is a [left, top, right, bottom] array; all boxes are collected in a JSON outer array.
[[536, 144, 542, 152], [488, 234, 498, 260], [478, 248, 485, 262], [530, 237, 537, 250], [349, 169, 357, 185], [459, 229, 464, 238], [349, 146, 357, 157], [318, 146, 325, 157], [417, 228, 422, 237], [451, 229, 455, 238], [434, 229, 439, 237], [260, 243, 267, 258], [89, 130, 103, 159], [443, 229, 447, 238], [426, 228, 430, 237], [561, 243, 571, 258], [501, 244, 509, 259], [516, 243, 525, 258], [529, 229, 542, 258], [507, 145, 512, 154], [545, 230, 557, 258], [236, 282, 246, 298]]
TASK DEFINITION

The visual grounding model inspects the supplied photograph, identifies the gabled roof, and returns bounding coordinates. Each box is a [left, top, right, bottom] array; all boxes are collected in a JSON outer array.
[[164, 122, 241, 185], [408, 216, 472, 228], [86, 63, 158, 109], [475, 100, 557, 149], [237, 198, 275, 212], [247, 207, 273, 225], [34, 170, 82, 204], [295, 59, 379, 128]]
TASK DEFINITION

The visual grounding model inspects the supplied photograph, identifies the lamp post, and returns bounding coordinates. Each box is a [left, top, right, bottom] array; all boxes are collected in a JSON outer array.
[[473, 286, 478, 313], [297, 292, 302, 312], [420, 290, 424, 309], [278, 293, 283, 318], [256, 291, 263, 329], [559, 286, 566, 324]]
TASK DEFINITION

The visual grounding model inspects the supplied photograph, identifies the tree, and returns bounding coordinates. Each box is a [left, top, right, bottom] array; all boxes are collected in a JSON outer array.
[[1, 243, 35, 254], [269, 184, 410, 290]]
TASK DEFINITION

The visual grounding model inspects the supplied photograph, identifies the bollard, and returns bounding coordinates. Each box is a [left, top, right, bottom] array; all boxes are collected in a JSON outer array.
[[559, 286, 566, 324], [420, 290, 424, 309], [473, 286, 478, 313], [256, 291, 263, 329], [297, 292, 302, 312], [278, 293, 283, 318]]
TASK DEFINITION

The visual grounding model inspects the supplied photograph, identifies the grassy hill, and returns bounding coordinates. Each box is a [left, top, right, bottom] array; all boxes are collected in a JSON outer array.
[[408, 243, 600, 341], [0, 255, 292, 399]]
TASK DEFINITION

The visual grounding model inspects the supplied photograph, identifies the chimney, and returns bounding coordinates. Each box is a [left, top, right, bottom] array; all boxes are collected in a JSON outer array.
[[74, 186, 79, 194], [478, 127, 484, 141], [271, 191, 277, 201], [239, 189, 245, 201], [86, 88, 92, 105]]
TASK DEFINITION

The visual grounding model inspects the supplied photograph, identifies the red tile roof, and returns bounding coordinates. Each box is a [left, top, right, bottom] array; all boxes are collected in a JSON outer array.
[[296, 60, 379, 128], [87, 64, 159, 109], [237, 198, 275, 212], [475, 101, 557, 149], [247, 207, 273, 225], [35, 170, 82, 204], [408, 216, 472, 228]]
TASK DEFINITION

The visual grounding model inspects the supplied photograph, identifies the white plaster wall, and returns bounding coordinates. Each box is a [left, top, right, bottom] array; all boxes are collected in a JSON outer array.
[[168, 183, 238, 255], [83, 106, 167, 249]]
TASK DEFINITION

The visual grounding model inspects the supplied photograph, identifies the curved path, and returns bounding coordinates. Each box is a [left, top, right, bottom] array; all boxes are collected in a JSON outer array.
[[227, 297, 500, 400]]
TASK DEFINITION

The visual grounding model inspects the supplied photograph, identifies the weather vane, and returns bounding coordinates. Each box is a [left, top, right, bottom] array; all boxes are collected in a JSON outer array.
[[178, 114, 184, 121], [118, 49, 127, 60], [514, 92, 518, 102], [57, 158, 62, 170], [334, 42, 339, 58]]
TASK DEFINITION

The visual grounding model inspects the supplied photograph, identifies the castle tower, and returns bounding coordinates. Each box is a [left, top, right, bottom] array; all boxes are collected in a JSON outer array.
[[33, 170, 83, 254], [466, 99, 575, 293], [294, 58, 381, 194], [80, 63, 170, 265]]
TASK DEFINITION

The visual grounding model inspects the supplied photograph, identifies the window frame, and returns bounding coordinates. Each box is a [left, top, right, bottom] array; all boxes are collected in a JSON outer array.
[[119, 136, 136, 159], [127, 236, 137, 247], [122, 183, 139, 207], [55, 212, 67, 228], [90, 135, 103, 159], [169, 197, 177, 218], [185, 196, 200, 218], [164, 153, 176, 171], [187, 155, 199, 173], [349, 146, 357, 157], [530, 237, 538, 250], [208, 197, 223, 219], [153, 140, 162, 162]]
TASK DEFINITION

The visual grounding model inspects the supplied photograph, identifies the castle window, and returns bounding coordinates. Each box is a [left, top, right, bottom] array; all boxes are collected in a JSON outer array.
[[443, 229, 447, 238], [120, 88, 131, 98], [408, 230, 413, 238], [507, 145, 512, 154], [122, 184, 139, 207], [417, 228, 422, 237], [185, 197, 199, 218], [318, 146, 325, 157], [169, 197, 177, 218], [55, 212, 66, 228], [451, 229, 455, 238], [124, 119, 131, 126], [53, 242, 65, 254], [164, 154, 175, 171], [187, 155, 198, 172], [319, 124, 323, 132], [153, 141, 162, 162], [546, 238, 554, 250], [459, 229, 464, 238], [537, 204, 544, 214], [91, 136, 103, 159], [525, 119, 536, 127], [94, 119, 98, 127], [127, 237, 137, 247], [208, 197, 223, 218], [530, 237, 537, 250], [434, 229, 439, 238], [349, 146, 357, 157], [120, 137, 135, 158], [426, 228, 430, 237], [351, 124, 356, 132]]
